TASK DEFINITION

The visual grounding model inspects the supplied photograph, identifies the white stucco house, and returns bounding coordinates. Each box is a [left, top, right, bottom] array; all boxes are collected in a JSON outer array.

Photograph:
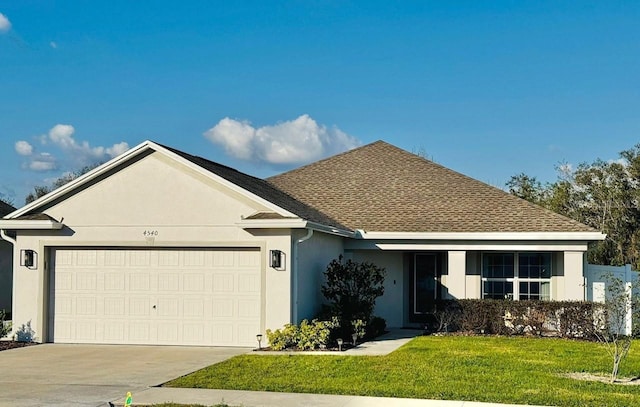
[[0, 140, 605, 346], [0, 200, 16, 315]]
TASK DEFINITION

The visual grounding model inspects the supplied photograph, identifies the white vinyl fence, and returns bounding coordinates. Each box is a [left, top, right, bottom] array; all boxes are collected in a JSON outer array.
[[585, 263, 638, 335]]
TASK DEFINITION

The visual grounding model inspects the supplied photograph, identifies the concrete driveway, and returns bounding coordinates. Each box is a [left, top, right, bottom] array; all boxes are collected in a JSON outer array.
[[0, 343, 248, 407]]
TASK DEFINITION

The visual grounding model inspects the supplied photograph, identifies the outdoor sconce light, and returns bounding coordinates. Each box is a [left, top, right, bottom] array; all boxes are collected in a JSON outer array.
[[269, 250, 283, 269], [20, 249, 36, 268], [256, 334, 263, 350], [337, 338, 343, 352]]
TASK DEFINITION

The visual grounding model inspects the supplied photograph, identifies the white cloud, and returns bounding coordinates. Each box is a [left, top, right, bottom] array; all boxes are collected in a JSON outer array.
[[27, 153, 57, 172], [106, 142, 130, 157], [0, 13, 11, 32], [16, 124, 130, 173], [50, 41, 57, 49], [15, 141, 33, 156], [46, 124, 130, 164], [204, 114, 361, 165]]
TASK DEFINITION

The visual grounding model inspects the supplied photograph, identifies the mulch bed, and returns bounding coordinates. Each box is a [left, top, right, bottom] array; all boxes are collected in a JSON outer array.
[[0, 341, 38, 352]]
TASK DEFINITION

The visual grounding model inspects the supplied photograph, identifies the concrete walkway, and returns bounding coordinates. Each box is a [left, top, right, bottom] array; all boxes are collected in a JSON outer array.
[[115, 329, 550, 407], [249, 328, 424, 356], [122, 387, 549, 407]]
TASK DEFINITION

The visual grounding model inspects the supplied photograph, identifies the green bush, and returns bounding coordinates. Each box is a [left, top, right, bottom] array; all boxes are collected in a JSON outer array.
[[430, 299, 603, 339], [351, 319, 366, 341], [266, 323, 299, 350], [367, 316, 387, 339], [0, 310, 10, 339], [321, 255, 385, 339], [266, 318, 340, 350], [298, 318, 340, 350]]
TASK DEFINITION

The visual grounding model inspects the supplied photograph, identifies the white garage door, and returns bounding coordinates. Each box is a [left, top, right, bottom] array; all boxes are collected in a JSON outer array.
[[49, 248, 262, 346]]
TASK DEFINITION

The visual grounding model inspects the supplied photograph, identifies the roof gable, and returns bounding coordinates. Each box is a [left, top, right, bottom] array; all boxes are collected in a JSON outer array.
[[268, 141, 597, 234], [0, 200, 15, 217], [10, 140, 347, 231], [159, 144, 348, 230]]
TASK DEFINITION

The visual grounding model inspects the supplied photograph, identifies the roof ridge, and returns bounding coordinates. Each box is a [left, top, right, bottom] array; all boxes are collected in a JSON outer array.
[[157, 142, 267, 184], [267, 140, 387, 180], [268, 140, 598, 233]]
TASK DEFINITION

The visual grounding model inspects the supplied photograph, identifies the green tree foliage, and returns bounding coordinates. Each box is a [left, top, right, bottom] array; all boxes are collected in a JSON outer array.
[[321, 255, 386, 327], [505, 173, 545, 204], [506, 144, 640, 268], [25, 163, 102, 204]]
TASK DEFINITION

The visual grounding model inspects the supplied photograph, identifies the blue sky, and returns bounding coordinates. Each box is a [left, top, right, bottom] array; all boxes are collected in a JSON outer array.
[[1, 1, 638, 205]]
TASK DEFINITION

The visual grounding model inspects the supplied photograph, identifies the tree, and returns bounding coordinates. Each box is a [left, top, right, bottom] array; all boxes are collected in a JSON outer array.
[[321, 256, 386, 334], [25, 163, 102, 204], [0, 195, 14, 207], [593, 274, 639, 383], [506, 143, 640, 268], [506, 173, 545, 204]]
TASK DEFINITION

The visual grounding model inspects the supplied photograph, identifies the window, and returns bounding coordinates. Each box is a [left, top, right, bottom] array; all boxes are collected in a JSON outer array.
[[482, 252, 551, 300]]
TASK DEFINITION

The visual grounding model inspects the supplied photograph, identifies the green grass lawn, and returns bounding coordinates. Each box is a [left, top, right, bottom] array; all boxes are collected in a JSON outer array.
[[165, 336, 640, 407]]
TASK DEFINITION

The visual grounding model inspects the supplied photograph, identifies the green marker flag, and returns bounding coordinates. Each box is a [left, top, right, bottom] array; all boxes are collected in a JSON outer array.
[[124, 391, 132, 407]]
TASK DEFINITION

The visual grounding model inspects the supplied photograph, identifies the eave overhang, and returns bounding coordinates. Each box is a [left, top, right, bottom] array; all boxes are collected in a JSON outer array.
[[238, 218, 355, 238], [354, 230, 607, 241], [0, 219, 64, 230]]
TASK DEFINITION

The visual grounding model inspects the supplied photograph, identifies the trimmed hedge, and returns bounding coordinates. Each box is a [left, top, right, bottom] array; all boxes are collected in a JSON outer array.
[[428, 299, 604, 340]]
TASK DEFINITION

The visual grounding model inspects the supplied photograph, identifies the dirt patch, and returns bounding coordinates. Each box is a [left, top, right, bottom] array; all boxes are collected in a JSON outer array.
[[562, 372, 640, 385], [0, 341, 38, 352]]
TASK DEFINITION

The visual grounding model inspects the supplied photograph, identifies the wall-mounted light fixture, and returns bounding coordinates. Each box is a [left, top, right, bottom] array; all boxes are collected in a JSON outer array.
[[270, 249, 283, 269], [20, 249, 36, 268]]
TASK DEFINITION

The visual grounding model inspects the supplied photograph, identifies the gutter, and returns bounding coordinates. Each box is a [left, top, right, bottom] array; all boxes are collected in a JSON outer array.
[[292, 228, 314, 324], [0, 229, 16, 246], [355, 229, 607, 241]]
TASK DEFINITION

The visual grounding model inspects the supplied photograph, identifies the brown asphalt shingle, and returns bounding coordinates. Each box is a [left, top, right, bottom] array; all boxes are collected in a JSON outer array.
[[0, 200, 15, 218], [268, 141, 596, 233]]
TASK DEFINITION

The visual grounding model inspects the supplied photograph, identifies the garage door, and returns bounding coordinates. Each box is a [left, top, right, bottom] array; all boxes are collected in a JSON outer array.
[[49, 248, 262, 346]]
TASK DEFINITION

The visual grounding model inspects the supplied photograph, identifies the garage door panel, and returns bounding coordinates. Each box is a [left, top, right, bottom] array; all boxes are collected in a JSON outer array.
[[104, 322, 125, 341], [159, 273, 179, 291], [104, 297, 125, 315], [105, 272, 126, 290], [51, 248, 261, 346]]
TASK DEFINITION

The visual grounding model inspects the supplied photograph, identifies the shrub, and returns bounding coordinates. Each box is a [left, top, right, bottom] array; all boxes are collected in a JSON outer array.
[[351, 319, 366, 342], [266, 323, 299, 350], [367, 316, 387, 339], [432, 299, 604, 339], [321, 255, 385, 338], [556, 301, 602, 339], [298, 318, 340, 350], [266, 318, 340, 350], [0, 310, 10, 339]]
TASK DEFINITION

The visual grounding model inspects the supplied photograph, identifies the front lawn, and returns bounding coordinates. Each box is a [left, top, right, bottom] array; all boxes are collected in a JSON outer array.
[[166, 336, 640, 407]]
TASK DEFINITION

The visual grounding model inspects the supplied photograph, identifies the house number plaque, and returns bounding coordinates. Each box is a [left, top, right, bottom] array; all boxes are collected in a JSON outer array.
[[143, 230, 159, 237]]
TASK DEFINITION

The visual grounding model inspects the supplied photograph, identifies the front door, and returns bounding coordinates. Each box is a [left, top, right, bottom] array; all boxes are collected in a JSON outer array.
[[414, 253, 439, 314]]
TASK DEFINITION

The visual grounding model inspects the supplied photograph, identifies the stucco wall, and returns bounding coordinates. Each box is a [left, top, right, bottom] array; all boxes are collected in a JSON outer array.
[[294, 231, 344, 323], [11, 152, 295, 342], [0, 240, 12, 314], [350, 250, 404, 328]]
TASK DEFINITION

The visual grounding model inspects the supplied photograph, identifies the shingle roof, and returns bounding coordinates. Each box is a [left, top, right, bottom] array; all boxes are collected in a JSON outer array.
[[14, 213, 59, 221], [0, 201, 15, 217], [159, 144, 349, 230], [267, 141, 596, 233]]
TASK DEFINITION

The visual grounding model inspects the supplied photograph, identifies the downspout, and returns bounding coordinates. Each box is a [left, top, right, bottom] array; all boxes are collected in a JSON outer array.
[[292, 228, 314, 324], [0, 229, 16, 246]]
